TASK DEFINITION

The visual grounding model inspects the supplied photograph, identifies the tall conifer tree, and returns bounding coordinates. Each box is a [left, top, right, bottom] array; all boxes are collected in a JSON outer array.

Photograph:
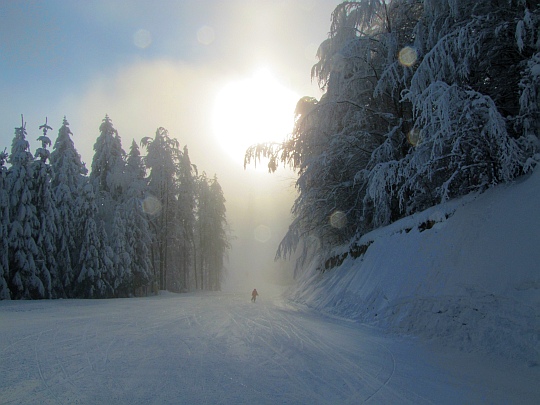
[[176, 146, 197, 291], [111, 203, 130, 296], [7, 117, 42, 299], [89, 116, 125, 247], [0, 150, 10, 299], [32, 118, 57, 298], [76, 182, 112, 298], [206, 175, 229, 291], [124, 140, 153, 293], [142, 128, 179, 290], [50, 117, 87, 296]]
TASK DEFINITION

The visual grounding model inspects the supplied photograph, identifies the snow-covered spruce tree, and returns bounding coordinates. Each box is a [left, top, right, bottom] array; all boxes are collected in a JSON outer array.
[[31, 118, 58, 298], [111, 203, 131, 296], [206, 175, 229, 291], [90, 115, 126, 200], [49, 117, 88, 297], [122, 194, 154, 295], [123, 139, 153, 294], [142, 127, 180, 291], [175, 146, 197, 291], [98, 218, 115, 295], [126, 139, 147, 187], [194, 173, 210, 290], [76, 182, 113, 298], [88, 115, 128, 296], [6, 118, 43, 299], [89, 115, 126, 245], [0, 150, 10, 299], [123, 204, 153, 295], [195, 173, 230, 291]]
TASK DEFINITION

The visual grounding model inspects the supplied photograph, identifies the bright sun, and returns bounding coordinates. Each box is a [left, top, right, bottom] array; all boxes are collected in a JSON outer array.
[[213, 69, 299, 168]]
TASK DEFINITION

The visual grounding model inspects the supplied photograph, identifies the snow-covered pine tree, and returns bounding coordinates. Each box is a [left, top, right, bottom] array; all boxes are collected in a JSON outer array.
[[142, 127, 180, 290], [124, 193, 156, 293], [98, 218, 115, 296], [31, 118, 57, 298], [195, 173, 230, 291], [87, 115, 130, 297], [175, 146, 197, 291], [123, 195, 153, 295], [90, 115, 126, 198], [124, 197, 154, 294], [124, 139, 153, 294], [7, 117, 43, 299], [111, 203, 131, 296], [0, 149, 10, 299], [126, 139, 147, 185], [89, 115, 127, 245], [50, 117, 88, 297], [76, 182, 112, 298], [195, 172, 210, 290], [206, 175, 229, 291]]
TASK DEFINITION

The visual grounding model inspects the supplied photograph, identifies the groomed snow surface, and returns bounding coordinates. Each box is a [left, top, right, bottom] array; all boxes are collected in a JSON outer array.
[[1, 291, 538, 404], [1, 170, 539, 404]]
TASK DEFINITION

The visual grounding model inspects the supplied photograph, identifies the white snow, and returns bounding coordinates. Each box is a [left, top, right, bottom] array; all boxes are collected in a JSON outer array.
[[1, 291, 539, 404], [288, 168, 540, 367], [1, 170, 539, 404]]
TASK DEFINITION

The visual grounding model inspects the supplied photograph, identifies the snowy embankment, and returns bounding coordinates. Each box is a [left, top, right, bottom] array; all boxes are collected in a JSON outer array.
[[287, 169, 540, 366]]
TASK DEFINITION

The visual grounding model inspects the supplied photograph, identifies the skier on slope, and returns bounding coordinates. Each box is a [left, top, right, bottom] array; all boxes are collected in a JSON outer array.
[[251, 288, 258, 303]]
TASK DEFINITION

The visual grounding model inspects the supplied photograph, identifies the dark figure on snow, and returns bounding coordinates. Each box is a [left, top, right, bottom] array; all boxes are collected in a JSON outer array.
[[251, 289, 258, 303]]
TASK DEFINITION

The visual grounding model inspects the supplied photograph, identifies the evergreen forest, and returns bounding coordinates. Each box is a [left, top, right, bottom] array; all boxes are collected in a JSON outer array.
[[0, 115, 230, 300]]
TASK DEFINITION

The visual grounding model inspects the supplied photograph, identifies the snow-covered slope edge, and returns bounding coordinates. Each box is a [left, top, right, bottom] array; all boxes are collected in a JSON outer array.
[[287, 169, 540, 366]]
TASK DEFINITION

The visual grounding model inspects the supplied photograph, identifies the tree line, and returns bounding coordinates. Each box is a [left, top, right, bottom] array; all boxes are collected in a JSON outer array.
[[245, 0, 540, 271], [0, 115, 230, 300]]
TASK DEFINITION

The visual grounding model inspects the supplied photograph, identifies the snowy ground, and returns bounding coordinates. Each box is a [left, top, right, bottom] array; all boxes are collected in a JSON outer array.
[[288, 168, 540, 367], [1, 290, 539, 404], [2, 171, 539, 404]]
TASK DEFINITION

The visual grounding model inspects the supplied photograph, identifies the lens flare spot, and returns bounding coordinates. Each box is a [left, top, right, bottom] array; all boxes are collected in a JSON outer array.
[[398, 46, 417, 67], [197, 26, 215, 45], [330, 211, 347, 229], [254, 224, 272, 243], [142, 195, 161, 216], [134, 29, 152, 49], [407, 128, 421, 146]]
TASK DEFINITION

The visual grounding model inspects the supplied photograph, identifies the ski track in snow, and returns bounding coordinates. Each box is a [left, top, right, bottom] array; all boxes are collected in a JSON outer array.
[[1, 292, 539, 404]]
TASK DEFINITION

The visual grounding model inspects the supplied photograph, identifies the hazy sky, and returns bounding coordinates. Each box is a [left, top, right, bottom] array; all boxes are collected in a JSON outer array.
[[0, 0, 340, 290]]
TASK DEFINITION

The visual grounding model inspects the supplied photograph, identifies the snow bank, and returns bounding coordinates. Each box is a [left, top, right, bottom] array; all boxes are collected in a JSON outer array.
[[287, 169, 540, 365]]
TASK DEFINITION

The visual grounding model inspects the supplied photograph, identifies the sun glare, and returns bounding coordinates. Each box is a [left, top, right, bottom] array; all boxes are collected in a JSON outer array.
[[213, 69, 299, 168]]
